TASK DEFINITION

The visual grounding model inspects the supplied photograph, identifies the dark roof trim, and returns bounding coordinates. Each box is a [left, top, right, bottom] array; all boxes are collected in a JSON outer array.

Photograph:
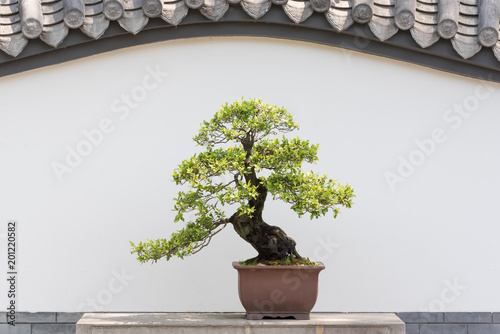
[[1, 7, 500, 81]]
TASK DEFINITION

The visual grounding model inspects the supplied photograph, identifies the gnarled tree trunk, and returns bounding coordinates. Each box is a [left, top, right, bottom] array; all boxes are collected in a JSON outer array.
[[230, 215, 302, 262], [228, 183, 302, 262], [230, 134, 302, 262]]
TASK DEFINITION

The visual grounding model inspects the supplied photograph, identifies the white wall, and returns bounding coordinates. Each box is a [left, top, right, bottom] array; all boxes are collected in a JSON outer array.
[[0, 36, 499, 313]]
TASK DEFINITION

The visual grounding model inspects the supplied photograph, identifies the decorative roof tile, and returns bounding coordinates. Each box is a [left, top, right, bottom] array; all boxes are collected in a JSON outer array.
[[160, 0, 187, 25], [241, 0, 272, 19], [1, 0, 500, 75], [283, 0, 314, 24], [200, 0, 229, 21]]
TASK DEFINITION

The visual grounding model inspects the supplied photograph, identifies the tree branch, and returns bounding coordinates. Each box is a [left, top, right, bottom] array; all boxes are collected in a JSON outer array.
[[190, 223, 228, 255]]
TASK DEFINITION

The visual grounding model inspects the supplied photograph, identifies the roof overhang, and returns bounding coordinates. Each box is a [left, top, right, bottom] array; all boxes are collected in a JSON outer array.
[[1, 2, 500, 81]]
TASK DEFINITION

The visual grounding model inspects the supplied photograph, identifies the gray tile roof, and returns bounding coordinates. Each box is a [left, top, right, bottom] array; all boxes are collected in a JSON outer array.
[[0, 0, 499, 62]]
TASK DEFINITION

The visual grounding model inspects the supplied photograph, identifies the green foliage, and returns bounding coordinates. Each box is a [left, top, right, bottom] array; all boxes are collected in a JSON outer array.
[[193, 99, 299, 147], [130, 98, 354, 263], [265, 171, 354, 219]]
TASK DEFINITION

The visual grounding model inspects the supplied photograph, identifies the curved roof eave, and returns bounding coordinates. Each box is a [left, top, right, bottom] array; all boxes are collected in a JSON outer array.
[[1, 2, 500, 81]]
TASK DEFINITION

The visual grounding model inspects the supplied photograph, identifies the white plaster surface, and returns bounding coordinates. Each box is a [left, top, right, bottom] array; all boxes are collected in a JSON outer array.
[[0, 36, 499, 312]]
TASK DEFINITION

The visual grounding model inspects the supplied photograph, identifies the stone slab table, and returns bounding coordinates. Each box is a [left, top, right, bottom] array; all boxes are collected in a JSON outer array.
[[77, 313, 405, 334]]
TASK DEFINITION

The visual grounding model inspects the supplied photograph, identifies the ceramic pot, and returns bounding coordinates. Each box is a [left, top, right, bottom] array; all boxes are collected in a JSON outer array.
[[233, 261, 325, 320]]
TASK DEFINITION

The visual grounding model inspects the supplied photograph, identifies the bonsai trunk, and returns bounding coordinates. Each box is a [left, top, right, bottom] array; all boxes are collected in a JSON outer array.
[[228, 183, 302, 262], [232, 135, 302, 262], [230, 215, 302, 262]]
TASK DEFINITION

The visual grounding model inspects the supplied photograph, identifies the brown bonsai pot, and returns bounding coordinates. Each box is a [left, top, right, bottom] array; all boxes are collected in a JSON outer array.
[[233, 261, 325, 320]]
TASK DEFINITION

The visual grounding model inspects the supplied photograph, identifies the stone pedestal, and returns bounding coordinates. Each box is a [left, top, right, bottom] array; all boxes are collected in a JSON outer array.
[[77, 312, 405, 334]]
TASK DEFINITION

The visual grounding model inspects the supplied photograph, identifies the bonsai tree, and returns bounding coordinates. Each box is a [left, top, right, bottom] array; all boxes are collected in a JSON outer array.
[[130, 99, 354, 264]]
